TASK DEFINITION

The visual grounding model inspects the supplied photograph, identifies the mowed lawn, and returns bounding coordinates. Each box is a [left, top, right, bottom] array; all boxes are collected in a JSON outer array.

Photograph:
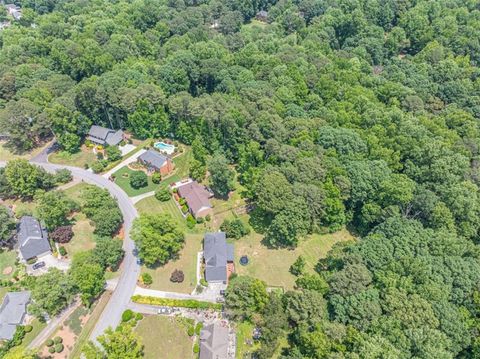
[[140, 234, 202, 294], [135, 315, 194, 359], [49, 146, 96, 168], [0, 141, 49, 162], [0, 250, 17, 280], [136, 196, 187, 231], [64, 212, 96, 257], [113, 166, 159, 197], [235, 227, 355, 290]]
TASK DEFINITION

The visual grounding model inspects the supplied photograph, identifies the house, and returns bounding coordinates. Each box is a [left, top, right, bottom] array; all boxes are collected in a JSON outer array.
[[4, 4, 21, 20], [177, 181, 213, 218], [87, 125, 124, 147], [199, 322, 229, 359], [203, 232, 234, 284], [17, 216, 51, 262], [0, 291, 30, 340], [138, 149, 174, 176], [255, 10, 268, 22]]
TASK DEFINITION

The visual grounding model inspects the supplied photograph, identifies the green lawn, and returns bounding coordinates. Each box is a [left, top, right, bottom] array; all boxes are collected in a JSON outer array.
[[49, 147, 96, 168], [0, 141, 49, 162], [113, 166, 159, 197], [63, 182, 90, 205], [235, 225, 355, 290], [20, 319, 47, 349], [136, 196, 189, 231], [236, 321, 259, 359], [135, 315, 194, 359], [140, 234, 202, 294], [64, 212, 96, 258], [0, 250, 17, 281]]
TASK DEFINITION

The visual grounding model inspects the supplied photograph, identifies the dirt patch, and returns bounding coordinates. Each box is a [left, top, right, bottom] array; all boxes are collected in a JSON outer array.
[[2, 266, 12, 275]]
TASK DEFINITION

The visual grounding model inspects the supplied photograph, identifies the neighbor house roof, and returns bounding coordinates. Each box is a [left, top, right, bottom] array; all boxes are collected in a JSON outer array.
[[87, 125, 124, 146], [0, 291, 30, 340], [138, 149, 168, 170], [199, 322, 229, 359], [203, 232, 233, 282], [17, 216, 51, 260], [177, 181, 212, 217]]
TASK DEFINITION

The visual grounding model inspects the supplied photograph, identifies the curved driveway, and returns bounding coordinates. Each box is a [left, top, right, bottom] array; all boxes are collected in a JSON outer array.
[[0, 158, 140, 341]]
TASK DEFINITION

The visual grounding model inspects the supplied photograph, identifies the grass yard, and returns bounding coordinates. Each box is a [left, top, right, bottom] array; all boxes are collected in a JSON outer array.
[[235, 321, 259, 359], [135, 315, 194, 359], [113, 166, 159, 197], [235, 225, 355, 290], [49, 146, 96, 168], [64, 212, 96, 258], [20, 319, 47, 349], [0, 250, 17, 280], [141, 234, 202, 294], [63, 182, 90, 205]]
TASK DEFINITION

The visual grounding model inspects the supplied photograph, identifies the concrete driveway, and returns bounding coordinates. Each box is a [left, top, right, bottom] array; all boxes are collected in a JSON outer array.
[[26, 254, 70, 276], [102, 148, 146, 178]]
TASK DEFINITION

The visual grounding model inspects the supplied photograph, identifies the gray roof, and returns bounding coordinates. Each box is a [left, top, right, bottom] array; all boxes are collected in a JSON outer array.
[[87, 125, 123, 146], [17, 216, 51, 260], [204, 232, 233, 282], [138, 149, 168, 170], [199, 322, 229, 359], [177, 181, 212, 217], [0, 291, 30, 340]]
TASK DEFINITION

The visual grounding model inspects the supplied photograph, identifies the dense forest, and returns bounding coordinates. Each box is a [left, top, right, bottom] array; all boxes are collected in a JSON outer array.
[[1, 0, 480, 357]]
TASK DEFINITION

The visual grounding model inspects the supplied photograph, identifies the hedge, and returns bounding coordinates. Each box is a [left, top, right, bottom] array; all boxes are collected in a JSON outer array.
[[131, 295, 222, 310]]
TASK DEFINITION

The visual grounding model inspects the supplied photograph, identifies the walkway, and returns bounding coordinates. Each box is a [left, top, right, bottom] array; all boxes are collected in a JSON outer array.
[[131, 190, 156, 204], [102, 148, 146, 178]]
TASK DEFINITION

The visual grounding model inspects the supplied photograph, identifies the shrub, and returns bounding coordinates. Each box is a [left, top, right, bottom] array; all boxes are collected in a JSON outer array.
[[155, 188, 170, 202], [195, 322, 203, 335], [54, 336, 63, 344], [187, 326, 195, 336], [59, 246, 67, 256], [131, 295, 222, 310], [178, 197, 186, 206], [141, 273, 153, 286], [196, 216, 204, 224], [91, 161, 105, 173], [26, 258, 36, 265], [122, 309, 134, 322], [290, 255, 306, 276], [135, 313, 143, 321], [46, 339, 54, 347], [181, 204, 189, 214], [151, 172, 161, 184], [186, 214, 196, 228], [200, 278, 208, 287], [23, 325, 32, 333], [54, 169, 72, 184], [50, 225, 74, 243], [172, 188, 178, 193], [105, 146, 122, 162], [130, 171, 148, 189], [96, 152, 104, 160], [196, 285, 204, 294], [48, 347, 55, 354], [55, 343, 64, 353], [220, 218, 250, 239], [193, 343, 199, 353], [205, 214, 211, 222], [170, 269, 185, 283]]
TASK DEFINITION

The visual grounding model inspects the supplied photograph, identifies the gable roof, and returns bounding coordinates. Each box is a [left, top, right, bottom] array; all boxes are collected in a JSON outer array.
[[204, 232, 233, 282], [87, 126, 123, 146], [17, 216, 51, 260], [138, 149, 168, 170], [199, 322, 229, 359], [0, 291, 30, 340], [177, 181, 212, 217]]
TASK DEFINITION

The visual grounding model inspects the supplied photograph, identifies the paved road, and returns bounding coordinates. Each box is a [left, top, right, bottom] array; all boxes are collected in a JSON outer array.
[[1, 155, 141, 341]]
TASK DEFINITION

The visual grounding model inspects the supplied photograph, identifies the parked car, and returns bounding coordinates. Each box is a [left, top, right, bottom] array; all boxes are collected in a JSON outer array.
[[220, 290, 226, 296], [157, 307, 173, 315], [32, 261, 46, 270]]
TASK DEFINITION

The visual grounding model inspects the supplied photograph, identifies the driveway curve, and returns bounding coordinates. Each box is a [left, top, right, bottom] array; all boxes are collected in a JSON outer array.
[[0, 159, 140, 341]]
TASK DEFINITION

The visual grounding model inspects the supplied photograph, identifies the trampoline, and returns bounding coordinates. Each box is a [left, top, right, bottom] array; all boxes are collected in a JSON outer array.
[[240, 255, 249, 266]]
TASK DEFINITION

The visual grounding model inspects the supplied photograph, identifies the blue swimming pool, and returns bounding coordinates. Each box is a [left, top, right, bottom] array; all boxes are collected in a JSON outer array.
[[154, 142, 175, 155]]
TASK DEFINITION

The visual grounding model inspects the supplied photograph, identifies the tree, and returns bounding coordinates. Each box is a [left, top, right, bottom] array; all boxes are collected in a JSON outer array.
[[0, 205, 15, 246], [129, 171, 148, 189], [225, 276, 268, 320], [30, 268, 76, 317], [189, 158, 206, 182], [54, 169, 73, 184], [220, 218, 250, 239], [93, 237, 124, 270], [70, 252, 105, 305], [128, 100, 169, 139], [105, 146, 122, 162], [81, 186, 123, 236], [290, 256, 306, 276], [155, 188, 170, 202], [151, 172, 161, 184], [170, 269, 184, 283], [83, 325, 143, 359], [208, 154, 235, 197], [131, 214, 184, 267], [295, 274, 329, 294], [50, 225, 74, 243], [36, 190, 77, 230], [3, 160, 54, 198], [3, 348, 38, 359]]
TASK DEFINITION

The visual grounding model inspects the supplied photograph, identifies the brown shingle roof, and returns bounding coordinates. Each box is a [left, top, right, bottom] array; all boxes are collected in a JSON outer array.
[[177, 181, 212, 217]]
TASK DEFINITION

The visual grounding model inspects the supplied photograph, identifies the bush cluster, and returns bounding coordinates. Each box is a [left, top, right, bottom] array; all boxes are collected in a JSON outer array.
[[131, 295, 222, 310]]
